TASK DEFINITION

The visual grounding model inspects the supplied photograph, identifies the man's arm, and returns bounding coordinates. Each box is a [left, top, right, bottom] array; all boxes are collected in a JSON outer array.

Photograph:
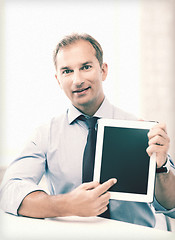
[[147, 123, 175, 210], [18, 178, 117, 218], [155, 170, 175, 210]]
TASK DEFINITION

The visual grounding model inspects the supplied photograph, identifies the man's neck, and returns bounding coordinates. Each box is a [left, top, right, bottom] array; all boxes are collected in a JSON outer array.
[[74, 97, 105, 117]]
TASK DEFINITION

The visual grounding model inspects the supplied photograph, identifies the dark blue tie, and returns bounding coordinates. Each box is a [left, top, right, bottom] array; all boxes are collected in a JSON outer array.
[[82, 116, 110, 219], [82, 117, 98, 183]]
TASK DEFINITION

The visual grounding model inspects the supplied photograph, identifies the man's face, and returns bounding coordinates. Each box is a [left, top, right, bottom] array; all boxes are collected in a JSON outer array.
[[55, 40, 108, 115]]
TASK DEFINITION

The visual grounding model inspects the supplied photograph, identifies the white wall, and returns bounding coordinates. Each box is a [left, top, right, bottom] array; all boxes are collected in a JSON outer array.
[[140, 0, 175, 160]]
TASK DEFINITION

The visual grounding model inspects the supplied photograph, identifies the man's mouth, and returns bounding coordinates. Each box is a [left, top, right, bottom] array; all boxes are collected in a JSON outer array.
[[73, 87, 90, 94]]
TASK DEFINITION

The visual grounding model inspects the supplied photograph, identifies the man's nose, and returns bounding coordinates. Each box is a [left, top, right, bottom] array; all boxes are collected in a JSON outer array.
[[72, 71, 83, 86]]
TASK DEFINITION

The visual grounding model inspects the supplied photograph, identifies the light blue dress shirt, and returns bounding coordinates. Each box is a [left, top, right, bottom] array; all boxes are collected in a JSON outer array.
[[0, 98, 175, 228]]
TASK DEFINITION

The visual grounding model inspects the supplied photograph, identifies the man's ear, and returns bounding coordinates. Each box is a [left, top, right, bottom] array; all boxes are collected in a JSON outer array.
[[101, 63, 108, 82], [55, 73, 62, 89]]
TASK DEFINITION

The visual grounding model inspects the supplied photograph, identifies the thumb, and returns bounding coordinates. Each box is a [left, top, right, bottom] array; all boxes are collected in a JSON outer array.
[[138, 118, 144, 121]]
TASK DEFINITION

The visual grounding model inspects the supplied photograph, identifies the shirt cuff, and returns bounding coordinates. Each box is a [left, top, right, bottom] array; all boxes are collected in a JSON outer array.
[[153, 197, 175, 218]]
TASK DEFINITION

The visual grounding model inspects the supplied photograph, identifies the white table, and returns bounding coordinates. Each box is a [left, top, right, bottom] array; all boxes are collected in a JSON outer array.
[[0, 211, 174, 240]]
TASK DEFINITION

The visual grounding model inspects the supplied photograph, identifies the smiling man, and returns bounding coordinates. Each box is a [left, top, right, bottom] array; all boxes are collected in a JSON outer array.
[[55, 39, 107, 116], [0, 33, 175, 229]]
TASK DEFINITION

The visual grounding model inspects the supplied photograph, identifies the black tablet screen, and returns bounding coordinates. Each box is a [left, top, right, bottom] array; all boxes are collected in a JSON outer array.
[[99, 126, 150, 194]]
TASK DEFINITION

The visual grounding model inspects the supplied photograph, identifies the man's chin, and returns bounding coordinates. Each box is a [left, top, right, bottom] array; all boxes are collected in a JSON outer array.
[[73, 99, 92, 110]]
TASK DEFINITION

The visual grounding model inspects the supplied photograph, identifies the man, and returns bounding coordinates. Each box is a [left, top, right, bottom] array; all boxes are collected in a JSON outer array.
[[0, 33, 175, 228]]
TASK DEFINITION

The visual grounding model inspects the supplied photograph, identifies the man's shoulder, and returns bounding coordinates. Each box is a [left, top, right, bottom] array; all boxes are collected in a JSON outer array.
[[50, 112, 68, 125], [35, 111, 68, 134], [112, 104, 137, 121]]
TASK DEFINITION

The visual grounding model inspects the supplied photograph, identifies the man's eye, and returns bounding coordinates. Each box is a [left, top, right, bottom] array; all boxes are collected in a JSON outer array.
[[62, 69, 72, 75], [82, 65, 92, 70]]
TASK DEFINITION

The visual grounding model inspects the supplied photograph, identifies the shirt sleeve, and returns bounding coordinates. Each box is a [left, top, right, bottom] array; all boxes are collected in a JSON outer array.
[[153, 198, 175, 218], [152, 155, 175, 218], [0, 124, 49, 215]]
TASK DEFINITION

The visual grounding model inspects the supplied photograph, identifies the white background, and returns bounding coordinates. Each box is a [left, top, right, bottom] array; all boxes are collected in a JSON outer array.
[[1, 0, 141, 166]]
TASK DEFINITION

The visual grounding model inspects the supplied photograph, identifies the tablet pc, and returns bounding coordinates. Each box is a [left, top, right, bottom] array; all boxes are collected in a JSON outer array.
[[93, 119, 157, 203]]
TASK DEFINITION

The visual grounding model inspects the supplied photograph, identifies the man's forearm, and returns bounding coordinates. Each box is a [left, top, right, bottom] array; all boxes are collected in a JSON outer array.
[[17, 179, 116, 219], [155, 170, 175, 210], [18, 191, 71, 218]]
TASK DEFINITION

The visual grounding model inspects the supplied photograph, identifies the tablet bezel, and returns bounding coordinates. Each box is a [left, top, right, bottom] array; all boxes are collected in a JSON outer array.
[[93, 119, 157, 203]]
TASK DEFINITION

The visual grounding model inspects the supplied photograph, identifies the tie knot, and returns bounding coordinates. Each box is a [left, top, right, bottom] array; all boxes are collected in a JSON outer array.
[[86, 117, 98, 130], [77, 115, 98, 130]]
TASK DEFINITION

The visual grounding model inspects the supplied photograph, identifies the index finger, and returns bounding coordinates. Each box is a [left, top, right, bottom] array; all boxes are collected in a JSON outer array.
[[94, 178, 117, 197]]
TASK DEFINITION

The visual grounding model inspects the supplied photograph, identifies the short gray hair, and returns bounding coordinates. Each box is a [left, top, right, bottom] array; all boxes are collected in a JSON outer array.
[[53, 33, 103, 69]]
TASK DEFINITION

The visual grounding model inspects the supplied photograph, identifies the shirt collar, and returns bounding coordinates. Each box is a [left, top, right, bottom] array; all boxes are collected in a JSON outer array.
[[67, 97, 113, 124]]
